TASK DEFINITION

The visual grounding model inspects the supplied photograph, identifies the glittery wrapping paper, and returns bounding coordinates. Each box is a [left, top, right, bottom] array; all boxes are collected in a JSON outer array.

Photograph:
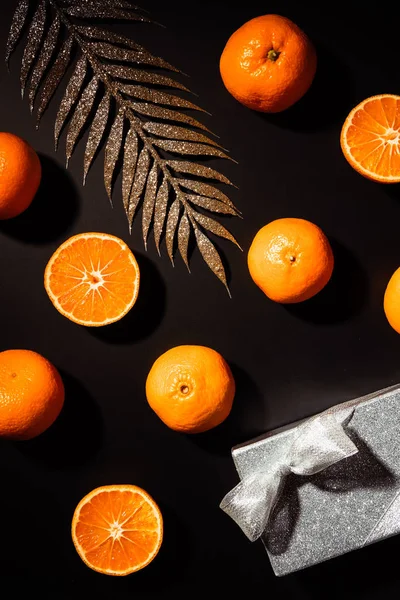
[[231, 384, 400, 576]]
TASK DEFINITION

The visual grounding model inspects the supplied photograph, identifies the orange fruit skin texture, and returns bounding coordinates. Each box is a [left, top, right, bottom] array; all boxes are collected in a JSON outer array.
[[0, 132, 41, 219], [340, 94, 400, 183], [220, 14, 317, 113], [248, 218, 334, 303], [384, 268, 400, 333], [0, 349, 64, 440], [71, 484, 163, 576], [145, 345, 235, 433]]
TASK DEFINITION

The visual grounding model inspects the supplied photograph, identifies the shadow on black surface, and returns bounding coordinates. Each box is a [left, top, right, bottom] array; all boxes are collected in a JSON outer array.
[[384, 181, 400, 203], [89, 251, 167, 344], [132, 503, 192, 590], [15, 371, 103, 469], [294, 533, 400, 598], [0, 468, 65, 579], [285, 238, 369, 324], [256, 43, 355, 133], [188, 363, 266, 456], [0, 154, 80, 243]]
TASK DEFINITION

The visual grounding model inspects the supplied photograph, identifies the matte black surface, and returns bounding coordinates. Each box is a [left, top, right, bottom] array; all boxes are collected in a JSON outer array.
[[0, 1, 400, 598]]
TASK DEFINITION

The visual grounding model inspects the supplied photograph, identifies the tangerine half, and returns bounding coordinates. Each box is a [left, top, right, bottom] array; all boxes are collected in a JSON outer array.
[[72, 485, 163, 576], [44, 232, 140, 327], [341, 94, 400, 183]]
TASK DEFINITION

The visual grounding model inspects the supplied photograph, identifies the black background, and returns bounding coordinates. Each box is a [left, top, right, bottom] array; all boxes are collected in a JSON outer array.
[[1, 1, 400, 598]]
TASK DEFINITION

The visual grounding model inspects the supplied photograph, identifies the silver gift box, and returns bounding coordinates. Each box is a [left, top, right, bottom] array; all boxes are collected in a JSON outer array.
[[229, 384, 400, 576]]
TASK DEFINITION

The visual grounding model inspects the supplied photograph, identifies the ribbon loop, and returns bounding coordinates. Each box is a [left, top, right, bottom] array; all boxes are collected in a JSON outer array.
[[220, 413, 358, 542]]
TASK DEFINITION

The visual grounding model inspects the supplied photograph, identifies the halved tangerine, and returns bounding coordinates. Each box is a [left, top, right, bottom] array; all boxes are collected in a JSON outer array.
[[341, 94, 400, 183], [44, 232, 140, 327], [71, 484, 163, 576]]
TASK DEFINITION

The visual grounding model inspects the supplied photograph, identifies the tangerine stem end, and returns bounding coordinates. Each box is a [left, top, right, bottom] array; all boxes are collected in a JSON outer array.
[[267, 49, 280, 62]]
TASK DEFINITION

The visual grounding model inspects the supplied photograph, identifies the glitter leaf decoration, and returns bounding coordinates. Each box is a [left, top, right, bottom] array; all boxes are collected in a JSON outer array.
[[65, 3, 151, 22], [128, 101, 211, 132], [28, 14, 61, 111], [83, 92, 111, 182], [192, 223, 230, 295], [6, 0, 241, 293], [122, 127, 139, 212], [166, 198, 181, 263], [106, 65, 190, 92], [36, 35, 74, 125], [191, 211, 241, 249], [20, 0, 46, 95], [6, 0, 30, 66], [127, 147, 151, 226], [75, 25, 145, 50], [153, 178, 169, 254], [142, 163, 159, 248], [178, 212, 191, 271], [117, 84, 205, 113], [187, 195, 238, 216], [167, 160, 234, 186], [55, 55, 88, 147], [104, 108, 125, 200], [178, 179, 237, 208], [153, 139, 231, 161], [66, 76, 98, 164], [143, 122, 222, 148], [96, 45, 178, 72]]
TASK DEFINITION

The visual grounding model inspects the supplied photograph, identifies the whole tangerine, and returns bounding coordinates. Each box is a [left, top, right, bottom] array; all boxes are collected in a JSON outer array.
[[248, 218, 334, 303], [0, 349, 64, 440], [220, 14, 317, 113], [384, 267, 400, 333], [0, 132, 41, 219], [146, 345, 235, 433]]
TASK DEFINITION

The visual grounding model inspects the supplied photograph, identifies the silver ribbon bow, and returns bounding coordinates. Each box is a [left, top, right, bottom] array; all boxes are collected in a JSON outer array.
[[220, 413, 359, 542]]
